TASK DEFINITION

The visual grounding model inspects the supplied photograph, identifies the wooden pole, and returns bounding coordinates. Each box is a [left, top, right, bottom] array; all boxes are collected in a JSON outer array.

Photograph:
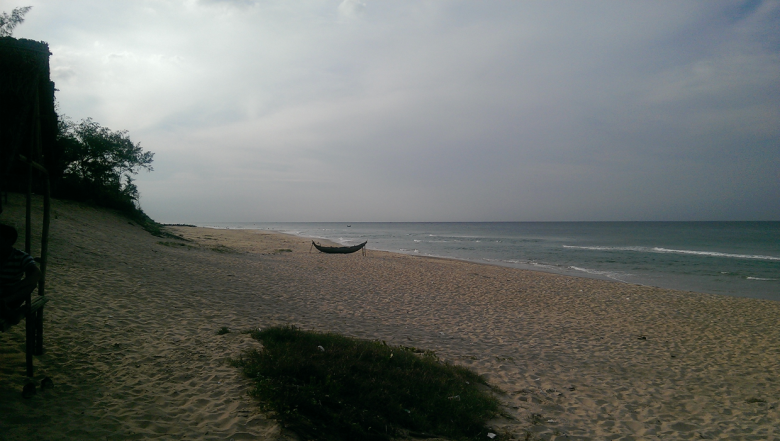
[[25, 88, 39, 255], [25, 163, 31, 254], [35, 115, 50, 356], [24, 87, 38, 376], [39, 174, 49, 294], [25, 288, 34, 376]]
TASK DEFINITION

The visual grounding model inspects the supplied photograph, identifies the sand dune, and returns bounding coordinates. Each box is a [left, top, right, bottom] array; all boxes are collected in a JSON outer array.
[[1, 193, 778, 440]]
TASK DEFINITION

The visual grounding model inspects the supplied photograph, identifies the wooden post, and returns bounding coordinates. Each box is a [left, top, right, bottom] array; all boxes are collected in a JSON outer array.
[[25, 289, 34, 376], [25, 163, 31, 254], [23, 88, 36, 376], [39, 175, 49, 294], [35, 114, 50, 356], [25, 88, 39, 255]]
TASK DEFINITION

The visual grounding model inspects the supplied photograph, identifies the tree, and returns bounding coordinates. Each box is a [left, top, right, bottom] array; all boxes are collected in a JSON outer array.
[[57, 117, 154, 213], [0, 6, 32, 37]]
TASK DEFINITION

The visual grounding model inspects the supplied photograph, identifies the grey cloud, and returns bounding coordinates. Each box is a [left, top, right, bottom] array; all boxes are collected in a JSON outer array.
[[12, 0, 779, 222], [338, 0, 366, 19]]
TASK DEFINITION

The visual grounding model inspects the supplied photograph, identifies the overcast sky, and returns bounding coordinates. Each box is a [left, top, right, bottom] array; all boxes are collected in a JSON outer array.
[[9, 0, 780, 222]]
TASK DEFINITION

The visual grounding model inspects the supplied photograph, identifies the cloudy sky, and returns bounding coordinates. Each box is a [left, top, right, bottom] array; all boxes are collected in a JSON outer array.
[[9, 0, 780, 222]]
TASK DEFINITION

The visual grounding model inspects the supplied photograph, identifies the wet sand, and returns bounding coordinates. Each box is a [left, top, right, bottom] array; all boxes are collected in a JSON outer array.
[[1, 193, 778, 440]]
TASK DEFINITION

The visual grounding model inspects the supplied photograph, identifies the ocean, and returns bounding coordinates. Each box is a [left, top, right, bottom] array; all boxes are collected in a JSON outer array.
[[202, 222, 780, 301]]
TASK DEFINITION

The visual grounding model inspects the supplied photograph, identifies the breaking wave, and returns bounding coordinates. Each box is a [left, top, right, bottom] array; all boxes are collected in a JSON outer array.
[[563, 246, 779, 261], [569, 266, 631, 283]]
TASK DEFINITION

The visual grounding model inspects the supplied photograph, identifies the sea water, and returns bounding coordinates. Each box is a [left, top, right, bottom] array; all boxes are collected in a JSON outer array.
[[202, 222, 780, 301]]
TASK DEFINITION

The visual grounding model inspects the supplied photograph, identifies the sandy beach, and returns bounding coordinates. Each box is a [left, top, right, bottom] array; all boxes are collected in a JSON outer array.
[[1, 193, 778, 440]]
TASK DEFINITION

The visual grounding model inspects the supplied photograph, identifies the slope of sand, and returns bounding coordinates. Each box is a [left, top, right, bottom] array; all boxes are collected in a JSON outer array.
[[1, 193, 779, 440]]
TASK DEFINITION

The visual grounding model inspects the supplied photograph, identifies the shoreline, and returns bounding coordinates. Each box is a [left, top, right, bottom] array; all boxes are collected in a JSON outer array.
[[209, 226, 766, 302], [1, 195, 779, 440], [198, 224, 648, 287]]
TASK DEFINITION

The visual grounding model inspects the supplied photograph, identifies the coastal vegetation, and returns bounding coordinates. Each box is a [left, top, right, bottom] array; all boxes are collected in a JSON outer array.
[[56, 117, 154, 221], [2, 5, 161, 234], [230, 325, 502, 441], [216, 326, 231, 335], [0, 6, 31, 37]]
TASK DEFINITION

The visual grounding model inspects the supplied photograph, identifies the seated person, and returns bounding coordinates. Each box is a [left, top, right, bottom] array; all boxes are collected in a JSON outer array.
[[0, 223, 41, 314]]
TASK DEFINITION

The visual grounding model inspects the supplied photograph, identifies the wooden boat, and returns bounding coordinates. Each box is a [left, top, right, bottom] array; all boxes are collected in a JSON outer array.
[[311, 241, 367, 255]]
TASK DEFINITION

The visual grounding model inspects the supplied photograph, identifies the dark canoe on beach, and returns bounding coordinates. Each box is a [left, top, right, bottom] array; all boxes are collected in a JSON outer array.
[[311, 241, 367, 254]]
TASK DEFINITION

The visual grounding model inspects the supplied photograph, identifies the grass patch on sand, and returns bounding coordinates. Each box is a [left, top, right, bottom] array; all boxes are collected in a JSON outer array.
[[217, 326, 231, 335], [156, 241, 235, 254], [208, 245, 236, 253], [230, 325, 501, 440], [157, 241, 196, 249]]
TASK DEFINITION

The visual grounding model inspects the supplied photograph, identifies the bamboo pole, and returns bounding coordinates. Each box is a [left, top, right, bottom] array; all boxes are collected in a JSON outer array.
[[35, 103, 50, 356], [25, 86, 40, 375], [25, 163, 31, 254], [25, 288, 34, 376], [24, 87, 39, 255], [39, 174, 49, 294]]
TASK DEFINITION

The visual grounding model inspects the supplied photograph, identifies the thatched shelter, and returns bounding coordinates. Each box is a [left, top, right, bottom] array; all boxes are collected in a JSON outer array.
[[0, 37, 58, 196], [0, 36, 55, 379]]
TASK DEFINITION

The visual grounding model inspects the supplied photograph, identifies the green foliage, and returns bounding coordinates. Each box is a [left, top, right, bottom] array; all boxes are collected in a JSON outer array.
[[231, 325, 501, 441], [0, 6, 32, 37], [157, 241, 196, 250], [208, 245, 235, 253], [217, 326, 231, 335], [57, 117, 154, 216]]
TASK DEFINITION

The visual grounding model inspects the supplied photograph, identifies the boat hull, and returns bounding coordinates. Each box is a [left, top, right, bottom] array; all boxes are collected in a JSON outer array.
[[312, 241, 367, 254]]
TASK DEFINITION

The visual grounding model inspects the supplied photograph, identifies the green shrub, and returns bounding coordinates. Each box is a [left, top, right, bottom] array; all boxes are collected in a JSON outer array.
[[217, 326, 231, 335], [231, 325, 501, 440], [55, 117, 158, 233]]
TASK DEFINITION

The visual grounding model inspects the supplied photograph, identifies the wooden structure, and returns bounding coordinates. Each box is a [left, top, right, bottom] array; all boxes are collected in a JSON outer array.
[[0, 37, 55, 378]]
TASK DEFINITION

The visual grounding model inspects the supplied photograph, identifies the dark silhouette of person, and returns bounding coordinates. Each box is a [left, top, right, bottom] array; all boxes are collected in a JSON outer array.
[[0, 224, 41, 318]]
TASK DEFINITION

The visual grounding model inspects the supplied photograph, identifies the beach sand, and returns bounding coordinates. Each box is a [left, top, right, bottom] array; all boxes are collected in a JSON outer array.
[[1, 193, 778, 440]]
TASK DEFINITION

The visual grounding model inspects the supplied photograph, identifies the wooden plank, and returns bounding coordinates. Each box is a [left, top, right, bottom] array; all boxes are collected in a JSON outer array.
[[30, 296, 48, 312], [0, 296, 48, 332], [16, 154, 48, 175]]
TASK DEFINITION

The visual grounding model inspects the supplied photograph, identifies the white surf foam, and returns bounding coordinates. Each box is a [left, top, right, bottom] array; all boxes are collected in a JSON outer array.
[[569, 266, 631, 283], [564, 245, 780, 261]]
